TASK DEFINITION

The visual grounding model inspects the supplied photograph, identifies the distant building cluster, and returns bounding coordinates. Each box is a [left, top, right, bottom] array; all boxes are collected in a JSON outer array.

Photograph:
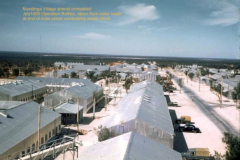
[[0, 75, 104, 159], [0, 60, 186, 160], [79, 81, 181, 160], [51, 61, 158, 82], [175, 64, 240, 98]]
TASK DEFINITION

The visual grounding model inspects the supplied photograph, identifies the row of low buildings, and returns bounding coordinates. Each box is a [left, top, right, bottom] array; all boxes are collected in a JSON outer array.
[[175, 64, 240, 99], [78, 80, 182, 160], [0, 76, 105, 159], [51, 62, 158, 82], [54, 62, 157, 71], [0, 80, 48, 101], [1, 72, 181, 159], [0, 101, 61, 160]]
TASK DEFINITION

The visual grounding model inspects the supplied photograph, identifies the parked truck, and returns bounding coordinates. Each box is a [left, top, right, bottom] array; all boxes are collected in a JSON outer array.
[[175, 116, 192, 124], [181, 148, 210, 160]]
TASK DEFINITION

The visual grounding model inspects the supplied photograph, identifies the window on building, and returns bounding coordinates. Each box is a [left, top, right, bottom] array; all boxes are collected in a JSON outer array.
[[36, 141, 38, 149], [55, 127, 58, 134], [21, 151, 25, 157], [59, 125, 61, 131], [45, 134, 48, 142], [41, 137, 44, 145], [49, 131, 51, 139], [27, 147, 30, 153], [32, 144, 35, 152], [52, 129, 55, 135], [15, 155, 19, 159]]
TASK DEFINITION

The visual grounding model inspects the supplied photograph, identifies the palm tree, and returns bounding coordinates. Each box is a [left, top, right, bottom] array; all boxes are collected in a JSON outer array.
[[232, 82, 240, 109], [188, 72, 194, 81], [209, 79, 213, 91], [178, 78, 183, 93], [92, 87, 98, 119], [124, 77, 133, 93]]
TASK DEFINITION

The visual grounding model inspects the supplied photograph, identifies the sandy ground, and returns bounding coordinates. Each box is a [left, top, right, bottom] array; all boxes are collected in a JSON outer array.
[[170, 68, 239, 132], [53, 68, 239, 159], [159, 68, 240, 155], [55, 81, 127, 160]]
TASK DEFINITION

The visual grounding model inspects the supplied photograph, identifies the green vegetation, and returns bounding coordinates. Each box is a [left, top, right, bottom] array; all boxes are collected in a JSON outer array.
[[211, 83, 223, 108], [97, 127, 115, 142], [200, 68, 209, 76], [188, 72, 194, 81], [231, 82, 240, 109], [124, 76, 133, 93], [85, 71, 97, 82], [211, 132, 240, 160], [61, 73, 69, 78], [12, 68, 19, 77], [156, 75, 161, 84], [70, 72, 78, 78]]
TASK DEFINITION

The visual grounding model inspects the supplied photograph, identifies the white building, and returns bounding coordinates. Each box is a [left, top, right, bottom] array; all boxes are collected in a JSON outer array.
[[78, 132, 181, 160], [103, 81, 174, 148], [0, 80, 47, 101], [0, 101, 61, 160], [44, 84, 103, 113]]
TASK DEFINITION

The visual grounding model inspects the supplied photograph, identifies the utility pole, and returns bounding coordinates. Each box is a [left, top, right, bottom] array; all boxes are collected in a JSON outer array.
[[105, 94, 107, 111], [93, 94, 95, 119], [199, 77, 200, 92], [32, 84, 34, 100], [199, 70, 201, 92], [38, 106, 41, 149], [77, 97, 79, 132], [220, 77, 223, 108], [108, 78, 110, 104]]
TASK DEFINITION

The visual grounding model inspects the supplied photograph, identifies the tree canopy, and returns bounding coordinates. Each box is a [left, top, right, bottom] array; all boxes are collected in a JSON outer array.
[[98, 127, 115, 142]]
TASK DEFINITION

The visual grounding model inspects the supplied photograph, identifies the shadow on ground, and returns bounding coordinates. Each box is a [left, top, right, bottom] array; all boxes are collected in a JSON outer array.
[[164, 95, 171, 103], [81, 117, 94, 125], [87, 98, 113, 114], [169, 109, 188, 153]]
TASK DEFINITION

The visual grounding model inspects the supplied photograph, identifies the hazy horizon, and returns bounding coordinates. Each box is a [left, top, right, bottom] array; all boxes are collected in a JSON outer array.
[[0, 0, 239, 59]]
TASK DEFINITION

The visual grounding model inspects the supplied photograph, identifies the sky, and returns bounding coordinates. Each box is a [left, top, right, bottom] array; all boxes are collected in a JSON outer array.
[[0, 0, 239, 59]]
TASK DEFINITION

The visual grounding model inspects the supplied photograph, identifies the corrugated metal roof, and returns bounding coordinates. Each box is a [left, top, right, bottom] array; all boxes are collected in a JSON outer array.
[[74, 65, 109, 72], [104, 81, 173, 135], [17, 76, 92, 86], [223, 79, 238, 87], [54, 102, 83, 114], [209, 74, 222, 80], [0, 101, 26, 110], [0, 101, 60, 154], [66, 84, 102, 100], [0, 80, 47, 97], [78, 132, 181, 160]]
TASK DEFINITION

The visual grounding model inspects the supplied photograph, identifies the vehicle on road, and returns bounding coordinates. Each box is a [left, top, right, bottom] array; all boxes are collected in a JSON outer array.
[[168, 102, 179, 107], [177, 124, 201, 133], [175, 116, 192, 124], [181, 148, 210, 160]]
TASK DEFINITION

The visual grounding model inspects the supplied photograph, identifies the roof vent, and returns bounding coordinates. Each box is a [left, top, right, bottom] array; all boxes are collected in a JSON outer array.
[[0, 111, 9, 118]]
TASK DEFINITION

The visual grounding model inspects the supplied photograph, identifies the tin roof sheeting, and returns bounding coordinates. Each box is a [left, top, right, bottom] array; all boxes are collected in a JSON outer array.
[[0, 101, 60, 154], [0, 80, 47, 97], [104, 81, 173, 135], [74, 65, 109, 71], [55, 102, 83, 114], [223, 79, 238, 87], [65, 84, 102, 100], [17, 76, 92, 86], [78, 132, 181, 160]]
